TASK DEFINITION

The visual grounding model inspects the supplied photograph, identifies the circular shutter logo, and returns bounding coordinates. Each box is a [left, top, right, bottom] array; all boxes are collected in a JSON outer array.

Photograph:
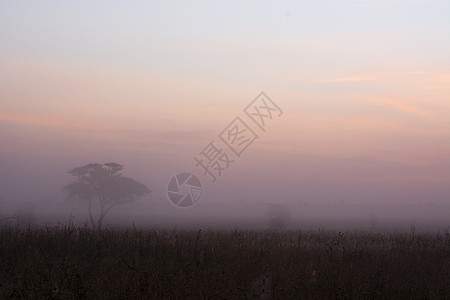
[[167, 172, 202, 208]]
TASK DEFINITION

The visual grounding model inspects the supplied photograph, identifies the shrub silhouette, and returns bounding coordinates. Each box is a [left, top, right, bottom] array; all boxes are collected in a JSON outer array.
[[266, 203, 291, 230]]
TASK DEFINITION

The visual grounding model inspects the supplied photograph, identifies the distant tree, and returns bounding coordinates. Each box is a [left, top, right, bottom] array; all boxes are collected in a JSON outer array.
[[0, 215, 16, 224], [15, 202, 36, 226], [368, 214, 378, 227], [0, 201, 36, 226], [266, 203, 291, 230], [63, 163, 151, 229]]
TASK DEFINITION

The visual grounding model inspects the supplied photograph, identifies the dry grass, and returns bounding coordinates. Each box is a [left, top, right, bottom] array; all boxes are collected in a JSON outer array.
[[1, 225, 450, 299]]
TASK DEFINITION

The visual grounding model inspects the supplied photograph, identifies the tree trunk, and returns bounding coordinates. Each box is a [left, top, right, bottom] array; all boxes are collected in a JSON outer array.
[[98, 213, 105, 230], [88, 199, 95, 229], [98, 203, 114, 230]]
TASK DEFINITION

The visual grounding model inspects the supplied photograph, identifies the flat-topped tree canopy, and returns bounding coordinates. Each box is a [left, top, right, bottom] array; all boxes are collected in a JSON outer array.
[[64, 162, 151, 229]]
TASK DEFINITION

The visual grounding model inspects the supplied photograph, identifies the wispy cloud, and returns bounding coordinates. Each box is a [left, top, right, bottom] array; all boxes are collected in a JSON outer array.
[[0, 112, 94, 130], [378, 98, 430, 117], [321, 76, 375, 83]]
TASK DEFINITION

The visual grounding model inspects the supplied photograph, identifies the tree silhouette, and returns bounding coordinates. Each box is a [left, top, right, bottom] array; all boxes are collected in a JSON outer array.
[[266, 203, 291, 230], [63, 163, 150, 229]]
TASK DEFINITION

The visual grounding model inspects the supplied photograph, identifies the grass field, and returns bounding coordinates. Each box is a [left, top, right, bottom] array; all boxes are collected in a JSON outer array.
[[1, 225, 450, 299]]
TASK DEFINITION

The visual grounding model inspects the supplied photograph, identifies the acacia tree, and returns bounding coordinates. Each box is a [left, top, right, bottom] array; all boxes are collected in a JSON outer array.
[[63, 163, 150, 229]]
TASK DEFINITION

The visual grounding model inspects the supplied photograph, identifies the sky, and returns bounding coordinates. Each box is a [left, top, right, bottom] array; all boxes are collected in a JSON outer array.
[[0, 0, 449, 208]]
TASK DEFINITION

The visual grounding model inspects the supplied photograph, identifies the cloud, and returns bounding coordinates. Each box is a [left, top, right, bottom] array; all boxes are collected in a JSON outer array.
[[321, 76, 375, 83], [0, 112, 95, 131], [378, 98, 430, 117]]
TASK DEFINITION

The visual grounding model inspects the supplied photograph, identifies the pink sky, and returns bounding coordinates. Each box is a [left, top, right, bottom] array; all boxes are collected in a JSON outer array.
[[0, 1, 449, 206]]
